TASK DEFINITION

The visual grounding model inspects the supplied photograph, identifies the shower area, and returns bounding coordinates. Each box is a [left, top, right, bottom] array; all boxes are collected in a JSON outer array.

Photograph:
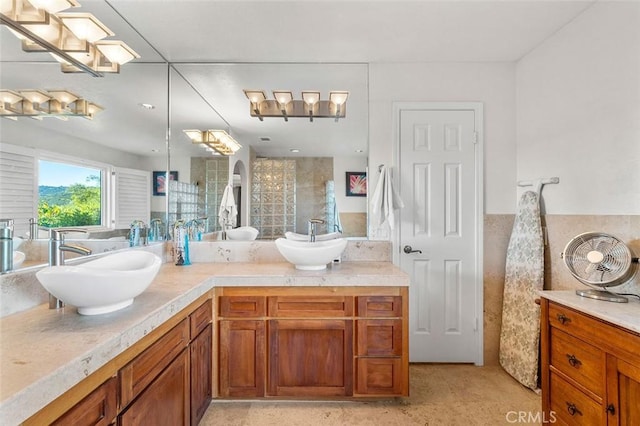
[[250, 157, 334, 239]]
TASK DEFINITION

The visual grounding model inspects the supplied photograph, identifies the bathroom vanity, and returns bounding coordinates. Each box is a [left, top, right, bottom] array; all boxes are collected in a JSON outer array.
[[0, 259, 409, 425], [539, 291, 640, 425]]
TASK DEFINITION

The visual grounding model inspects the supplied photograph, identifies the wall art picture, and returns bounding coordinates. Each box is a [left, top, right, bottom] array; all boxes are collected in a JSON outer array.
[[152, 171, 178, 196], [346, 171, 367, 197]]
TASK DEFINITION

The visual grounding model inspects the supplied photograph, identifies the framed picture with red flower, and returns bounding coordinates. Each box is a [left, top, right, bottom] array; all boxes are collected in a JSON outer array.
[[346, 171, 367, 197]]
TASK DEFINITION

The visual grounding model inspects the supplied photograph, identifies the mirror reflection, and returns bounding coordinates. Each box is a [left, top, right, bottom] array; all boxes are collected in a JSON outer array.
[[1, 53, 369, 271]]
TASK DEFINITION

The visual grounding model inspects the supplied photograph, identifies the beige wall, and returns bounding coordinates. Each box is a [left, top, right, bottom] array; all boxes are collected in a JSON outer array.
[[483, 214, 640, 365]]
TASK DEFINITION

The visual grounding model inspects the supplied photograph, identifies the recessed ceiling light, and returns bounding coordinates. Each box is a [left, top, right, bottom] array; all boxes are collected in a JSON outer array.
[[289, 149, 300, 153], [259, 136, 271, 142], [138, 103, 155, 110], [151, 149, 159, 153], [355, 149, 363, 153]]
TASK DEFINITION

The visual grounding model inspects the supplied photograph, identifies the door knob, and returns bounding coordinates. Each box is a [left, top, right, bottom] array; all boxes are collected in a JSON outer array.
[[403, 245, 422, 254]]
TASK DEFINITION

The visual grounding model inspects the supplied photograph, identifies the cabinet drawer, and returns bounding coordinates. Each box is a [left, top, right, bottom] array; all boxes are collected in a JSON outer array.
[[548, 302, 602, 345], [219, 296, 266, 317], [356, 319, 402, 356], [119, 319, 189, 408], [268, 296, 353, 317], [190, 299, 212, 339], [550, 328, 604, 397], [52, 377, 117, 426], [357, 296, 402, 317], [355, 358, 404, 396], [549, 371, 604, 426]]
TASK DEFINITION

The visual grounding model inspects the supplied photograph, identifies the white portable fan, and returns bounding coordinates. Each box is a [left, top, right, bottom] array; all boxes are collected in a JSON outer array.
[[562, 232, 639, 303]]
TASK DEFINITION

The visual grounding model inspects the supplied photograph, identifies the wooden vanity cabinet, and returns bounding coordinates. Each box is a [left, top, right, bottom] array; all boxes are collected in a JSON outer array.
[[26, 295, 214, 426], [216, 287, 408, 399], [541, 298, 640, 425]]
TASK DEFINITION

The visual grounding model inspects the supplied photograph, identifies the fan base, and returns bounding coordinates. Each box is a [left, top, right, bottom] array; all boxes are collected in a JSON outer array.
[[576, 289, 628, 303]]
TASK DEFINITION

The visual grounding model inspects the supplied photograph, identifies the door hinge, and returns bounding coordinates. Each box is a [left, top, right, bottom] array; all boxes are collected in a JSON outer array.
[[472, 132, 479, 144]]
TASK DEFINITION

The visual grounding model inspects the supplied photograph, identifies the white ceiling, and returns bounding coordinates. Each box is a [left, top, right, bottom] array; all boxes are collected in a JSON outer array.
[[1, 0, 596, 158]]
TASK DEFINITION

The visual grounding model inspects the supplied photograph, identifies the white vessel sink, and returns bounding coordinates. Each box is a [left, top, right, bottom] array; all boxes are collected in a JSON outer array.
[[275, 237, 347, 270], [36, 250, 162, 315], [226, 226, 259, 241], [284, 231, 342, 242], [13, 251, 25, 268]]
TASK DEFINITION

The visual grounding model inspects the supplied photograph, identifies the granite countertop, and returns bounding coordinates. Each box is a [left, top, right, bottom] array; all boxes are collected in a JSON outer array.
[[539, 290, 640, 334], [0, 261, 408, 425]]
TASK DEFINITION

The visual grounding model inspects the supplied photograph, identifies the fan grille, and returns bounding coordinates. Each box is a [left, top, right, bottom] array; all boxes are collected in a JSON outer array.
[[563, 232, 634, 287]]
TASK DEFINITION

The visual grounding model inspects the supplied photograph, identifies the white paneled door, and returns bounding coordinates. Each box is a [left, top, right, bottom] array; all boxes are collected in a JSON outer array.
[[397, 105, 483, 364]]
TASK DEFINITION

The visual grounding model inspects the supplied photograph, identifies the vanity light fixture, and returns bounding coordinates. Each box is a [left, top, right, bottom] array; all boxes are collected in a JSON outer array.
[[0, 0, 140, 77], [0, 89, 103, 120], [183, 130, 242, 156], [243, 90, 349, 122]]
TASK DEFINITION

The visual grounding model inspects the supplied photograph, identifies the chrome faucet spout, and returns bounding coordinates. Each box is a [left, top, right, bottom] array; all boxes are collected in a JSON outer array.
[[48, 228, 91, 309], [59, 243, 93, 256], [307, 218, 325, 242]]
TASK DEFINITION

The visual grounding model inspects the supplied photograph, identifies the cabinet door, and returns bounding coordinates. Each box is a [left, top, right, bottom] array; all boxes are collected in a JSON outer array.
[[51, 377, 117, 426], [191, 324, 212, 426], [219, 320, 265, 397], [607, 356, 640, 425], [268, 319, 353, 397], [120, 349, 190, 426]]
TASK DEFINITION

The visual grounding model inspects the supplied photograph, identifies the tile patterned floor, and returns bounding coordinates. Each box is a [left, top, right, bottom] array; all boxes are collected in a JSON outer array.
[[201, 364, 542, 426]]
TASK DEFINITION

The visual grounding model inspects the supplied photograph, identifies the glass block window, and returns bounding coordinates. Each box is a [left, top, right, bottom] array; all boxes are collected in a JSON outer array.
[[250, 158, 296, 239]]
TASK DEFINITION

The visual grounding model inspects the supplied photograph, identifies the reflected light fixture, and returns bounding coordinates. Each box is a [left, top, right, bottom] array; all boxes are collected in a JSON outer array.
[[183, 130, 242, 156], [0, 0, 140, 76], [0, 89, 103, 120], [243, 90, 349, 122]]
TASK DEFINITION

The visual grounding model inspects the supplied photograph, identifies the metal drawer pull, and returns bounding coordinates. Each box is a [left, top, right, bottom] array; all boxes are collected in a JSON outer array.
[[566, 402, 582, 416], [606, 404, 616, 415], [566, 354, 582, 368], [556, 313, 571, 324]]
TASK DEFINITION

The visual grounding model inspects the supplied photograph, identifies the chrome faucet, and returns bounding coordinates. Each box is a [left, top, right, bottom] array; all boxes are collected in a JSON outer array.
[[308, 218, 325, 242], [48, 228, 92, 309]]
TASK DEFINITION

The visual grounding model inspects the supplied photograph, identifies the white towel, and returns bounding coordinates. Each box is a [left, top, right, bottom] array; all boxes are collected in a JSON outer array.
[[370, 166, 404, 230], [218, 184, 237, 228]]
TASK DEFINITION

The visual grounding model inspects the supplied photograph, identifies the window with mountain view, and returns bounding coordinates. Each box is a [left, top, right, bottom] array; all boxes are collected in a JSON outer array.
[[38, 159, 103, 228]]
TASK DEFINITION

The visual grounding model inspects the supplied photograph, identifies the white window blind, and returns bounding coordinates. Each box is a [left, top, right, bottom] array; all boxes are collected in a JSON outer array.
[[0, 144, 37, 237], [112, 167, 150, 228]]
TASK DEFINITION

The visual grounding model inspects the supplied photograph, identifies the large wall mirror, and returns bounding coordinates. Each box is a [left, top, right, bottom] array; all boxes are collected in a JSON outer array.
[[169, 63, 369, 241], [0, 6, 369, 271]]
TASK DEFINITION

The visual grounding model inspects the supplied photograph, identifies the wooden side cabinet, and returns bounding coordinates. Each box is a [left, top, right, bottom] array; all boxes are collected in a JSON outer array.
[[541, 298, 640, 426], [606, 356, 640, 425]]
